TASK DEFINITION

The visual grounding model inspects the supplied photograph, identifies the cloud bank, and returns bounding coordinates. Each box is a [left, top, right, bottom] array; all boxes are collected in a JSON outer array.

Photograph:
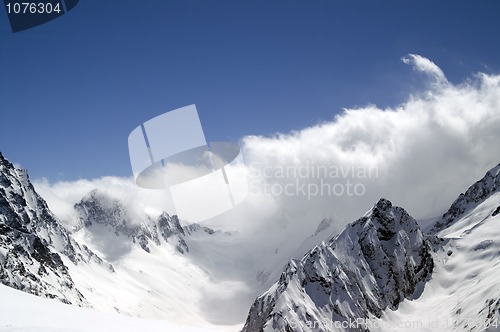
[[35, 55, 500, 239]]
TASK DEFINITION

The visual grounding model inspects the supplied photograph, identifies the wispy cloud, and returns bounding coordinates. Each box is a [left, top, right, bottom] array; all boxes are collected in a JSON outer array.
[[402, 53, 448, 84]]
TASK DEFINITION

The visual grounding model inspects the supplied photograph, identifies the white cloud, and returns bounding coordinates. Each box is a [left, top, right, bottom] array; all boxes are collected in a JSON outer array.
[[34, 55, 500, 241], [241, 55, 500, 230], [402, 53, 448, 85]]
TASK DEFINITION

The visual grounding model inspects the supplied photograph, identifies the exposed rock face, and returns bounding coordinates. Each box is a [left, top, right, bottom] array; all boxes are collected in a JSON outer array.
[[157, 212, 189, 254], [74, 189, 160, 253], [74, 190, 215, 255], [0, 152, 88, 305], [242, 199, 434, 332]]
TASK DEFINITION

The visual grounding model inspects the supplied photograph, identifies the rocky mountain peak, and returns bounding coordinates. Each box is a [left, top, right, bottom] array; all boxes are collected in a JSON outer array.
[[0, 152, 11, 168], [158, 212, 185, 237], [157, 212, 188, 253], [242, 199, 433, 332], [374, 197, 392, 211], [75, 189, 129, 229]]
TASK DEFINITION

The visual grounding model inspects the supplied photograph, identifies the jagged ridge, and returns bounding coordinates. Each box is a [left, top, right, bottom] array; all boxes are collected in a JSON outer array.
[[74, 189, 218, 256], [0, 152, 94, 305], [430, 163, 500, 234]]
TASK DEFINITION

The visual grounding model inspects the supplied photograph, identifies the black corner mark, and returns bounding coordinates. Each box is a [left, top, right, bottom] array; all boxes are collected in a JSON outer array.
[[3, 0, 79, 33]]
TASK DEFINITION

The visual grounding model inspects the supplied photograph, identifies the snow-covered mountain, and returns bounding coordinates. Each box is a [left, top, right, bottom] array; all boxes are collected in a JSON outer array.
[[242, 164, 500, 332], [242, 198, 434, 331], [0, 152, 108, 306], [73, 188, 203, 256]]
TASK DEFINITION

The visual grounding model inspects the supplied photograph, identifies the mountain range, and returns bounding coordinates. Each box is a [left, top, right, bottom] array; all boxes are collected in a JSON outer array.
[[1, 151, 499, 331]]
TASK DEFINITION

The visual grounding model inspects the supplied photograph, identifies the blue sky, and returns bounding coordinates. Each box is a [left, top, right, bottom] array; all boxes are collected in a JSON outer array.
[[1, 0, 499, 181]]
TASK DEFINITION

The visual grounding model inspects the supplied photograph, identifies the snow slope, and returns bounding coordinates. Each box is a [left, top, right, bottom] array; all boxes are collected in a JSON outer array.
[[0, 283, 230, 332]]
